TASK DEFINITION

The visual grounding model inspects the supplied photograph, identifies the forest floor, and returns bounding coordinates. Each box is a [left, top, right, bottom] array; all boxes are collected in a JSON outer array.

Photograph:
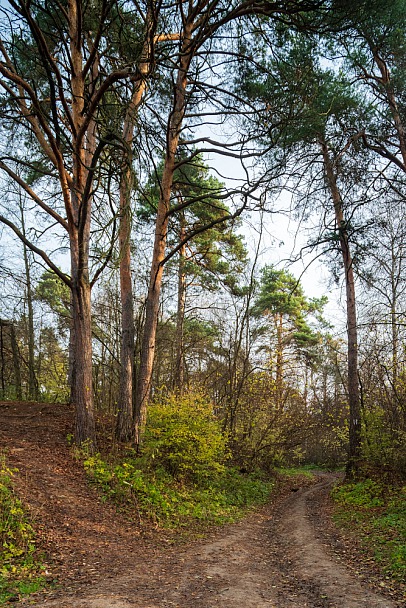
[[0, 401, 404, 608]]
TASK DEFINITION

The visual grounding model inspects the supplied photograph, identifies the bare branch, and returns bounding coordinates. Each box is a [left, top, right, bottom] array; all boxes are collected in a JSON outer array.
[[0, 214, 71, 287], [0, 160, 69, 231]]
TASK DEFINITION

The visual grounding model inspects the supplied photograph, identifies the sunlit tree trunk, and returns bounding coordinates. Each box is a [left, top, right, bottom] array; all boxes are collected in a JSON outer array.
[[116, 43, 151, 441], [174, 214, 187, 392], [116, 11, 179, 440], [135, 20, 193, 447], [70, 268, 96, 444]]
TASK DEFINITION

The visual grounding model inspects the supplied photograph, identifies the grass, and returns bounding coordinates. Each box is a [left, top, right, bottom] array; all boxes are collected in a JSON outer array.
[[81, 451, 276, 530], [276, 466, 316, 478], [0, 454, 47, 605], [332, 479, 406, 583]]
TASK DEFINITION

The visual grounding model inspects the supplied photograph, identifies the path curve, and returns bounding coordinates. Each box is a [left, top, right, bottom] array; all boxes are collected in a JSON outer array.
[[38, 476, 400, 608]]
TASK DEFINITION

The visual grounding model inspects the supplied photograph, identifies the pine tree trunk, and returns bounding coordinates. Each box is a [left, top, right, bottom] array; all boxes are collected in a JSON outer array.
[[70, 267, 96, 447], [68, 294, 75, 405], [23, 249, 37, 400], [116, 166, 135, 441], [20, 204, 38, 400], [321, 140, 361, 478], [68, 0, 97, 448], [116, 10, 156, 441], [174, 216, 186, 392], [134, 21, 193, 448]]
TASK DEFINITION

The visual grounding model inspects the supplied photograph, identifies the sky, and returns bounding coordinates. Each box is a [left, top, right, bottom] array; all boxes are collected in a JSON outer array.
[[204, 142, 347, 332]]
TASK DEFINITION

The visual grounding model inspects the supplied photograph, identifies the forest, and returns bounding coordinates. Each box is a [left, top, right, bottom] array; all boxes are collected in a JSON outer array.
[[1, 0, 405, 474], [0, 0, 405, 602]]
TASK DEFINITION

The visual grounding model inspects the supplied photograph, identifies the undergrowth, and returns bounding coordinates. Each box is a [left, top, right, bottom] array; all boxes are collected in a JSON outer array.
[[0, 455, 46, 604], [81, 391, 275, 530], [276, 466, 315, 478], [332, 479, 406, 583], [82, 454, 274, 529]]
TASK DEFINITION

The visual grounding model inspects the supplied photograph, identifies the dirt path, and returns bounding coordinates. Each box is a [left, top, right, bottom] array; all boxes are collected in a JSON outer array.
[[0, 402, 402, 608]]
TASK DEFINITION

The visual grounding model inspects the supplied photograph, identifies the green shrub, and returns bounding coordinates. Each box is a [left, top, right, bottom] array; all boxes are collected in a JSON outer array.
[[82, 392, 275, 529], [0, 455, 46, 604], [144, 391, 229, 482]]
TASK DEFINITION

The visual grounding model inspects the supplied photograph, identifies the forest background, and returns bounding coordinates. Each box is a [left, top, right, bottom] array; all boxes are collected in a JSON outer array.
[[0, 0, 405, 483]]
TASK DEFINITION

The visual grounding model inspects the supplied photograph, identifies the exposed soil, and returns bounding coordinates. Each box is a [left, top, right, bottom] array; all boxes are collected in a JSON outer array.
[[0, 401, 404, 608]]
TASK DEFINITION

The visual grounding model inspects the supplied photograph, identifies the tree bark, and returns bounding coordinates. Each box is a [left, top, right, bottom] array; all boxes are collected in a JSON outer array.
[[135, 20, 193, 448], [116, 17, 153, 441], [9, 323, 22, 400], [320, 140, 361, 478], [174, 214, 187, 392], [20, 203, 38, 400], [68, 0, 96, 448], [116, 175, 136, 441], [275, 313, 284, 410], [70, 268, 96, 446]]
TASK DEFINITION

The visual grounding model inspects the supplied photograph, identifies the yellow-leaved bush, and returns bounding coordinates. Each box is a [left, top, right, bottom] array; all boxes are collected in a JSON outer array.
[[144, 391, 229, 482]]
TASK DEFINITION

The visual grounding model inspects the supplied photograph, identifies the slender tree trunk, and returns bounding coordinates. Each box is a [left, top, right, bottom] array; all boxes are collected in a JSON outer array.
[[391, 304, 398, 389], [389, 239, 399, 391], [275, 313, 284, 410], [116, 7, 164, 441], [68, 293, 75, 404], [0, 323, 4, 398], [20, 205, 38, 400], [321, 140, 361, 478], [303, 365, 309, 410], [134, 21, 193, 448], [9, 323, 22, 400], [373, 52, 405, 394], [116, 175, 135, 440], [116, 78, 148, 441], [174, 214, 186, 392]]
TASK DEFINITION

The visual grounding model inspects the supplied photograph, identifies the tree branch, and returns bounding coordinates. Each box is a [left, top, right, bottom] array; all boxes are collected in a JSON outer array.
[[0, 214, 72, 287], [0, 160, 69, 231]]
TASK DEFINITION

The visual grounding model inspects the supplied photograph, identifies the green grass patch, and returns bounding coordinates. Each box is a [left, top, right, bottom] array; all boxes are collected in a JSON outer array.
[[82, 453, 275, 529], [332, 479, 406, 582], [276, 466, 316, 478], [0, 455, 47, 604]]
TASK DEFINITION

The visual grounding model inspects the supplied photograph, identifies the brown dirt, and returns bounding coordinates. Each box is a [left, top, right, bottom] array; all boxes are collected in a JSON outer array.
[[0, 401, 404, 608]]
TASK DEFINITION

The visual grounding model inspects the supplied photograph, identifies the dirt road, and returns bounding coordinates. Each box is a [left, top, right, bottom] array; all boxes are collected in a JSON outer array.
[[0, 402, 402, 608]]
